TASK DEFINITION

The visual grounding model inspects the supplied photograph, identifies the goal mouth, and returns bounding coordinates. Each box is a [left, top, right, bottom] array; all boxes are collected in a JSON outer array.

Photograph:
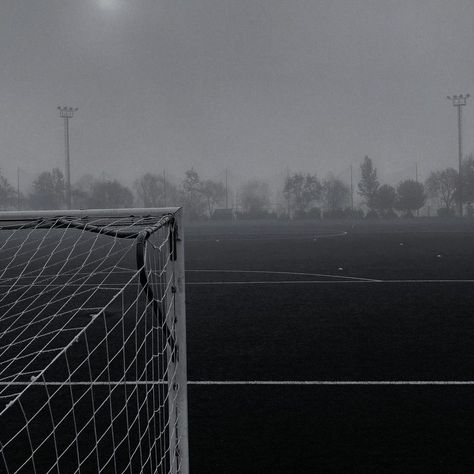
[[0, 207, 188, 474]]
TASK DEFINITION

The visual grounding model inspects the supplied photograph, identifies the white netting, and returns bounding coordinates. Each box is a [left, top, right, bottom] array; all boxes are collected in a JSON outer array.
[[0, 210, 187, 474]]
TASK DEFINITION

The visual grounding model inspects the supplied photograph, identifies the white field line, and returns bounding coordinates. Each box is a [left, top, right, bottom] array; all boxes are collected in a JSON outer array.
[[0, 269, 375, 286], [2, 280, 474, 288], [351, 229, 474, 235], [4, 271, 471, 286], [3, 380, 474, 386], [0, 284, 124, 289], [188, 380, 474, 386], [186, 280, 474, 284], [186, 269, 380, 282], [187, 231, 348, 242]]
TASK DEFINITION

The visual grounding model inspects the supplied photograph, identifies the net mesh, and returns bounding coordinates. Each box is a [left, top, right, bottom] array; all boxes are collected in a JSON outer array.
[[0, 211, 187, 474]]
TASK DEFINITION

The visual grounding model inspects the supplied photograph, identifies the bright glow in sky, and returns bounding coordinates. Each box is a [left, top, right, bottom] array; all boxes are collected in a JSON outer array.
[[97, 0, 119, 11]]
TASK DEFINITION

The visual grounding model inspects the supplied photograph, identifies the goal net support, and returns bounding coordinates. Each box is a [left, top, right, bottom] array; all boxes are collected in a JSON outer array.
[[0, 208, 189, 474]]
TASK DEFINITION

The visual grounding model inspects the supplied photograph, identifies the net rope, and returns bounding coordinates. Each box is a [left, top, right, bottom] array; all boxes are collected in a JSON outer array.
[[0, 211, 185, 473]]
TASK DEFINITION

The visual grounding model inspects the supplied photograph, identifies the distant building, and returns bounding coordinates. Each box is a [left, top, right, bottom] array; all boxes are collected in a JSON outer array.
[[212, 208, 234, 220]]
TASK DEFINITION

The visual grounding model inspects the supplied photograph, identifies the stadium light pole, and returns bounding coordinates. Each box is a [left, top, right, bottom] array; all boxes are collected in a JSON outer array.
[[225, 168, 228, 209], [58, 106, 78, 209], [163, 169, 167, 207], [350, 164, 354, 211], [447, 94, 469, 216], [17, 166, 20, 210]]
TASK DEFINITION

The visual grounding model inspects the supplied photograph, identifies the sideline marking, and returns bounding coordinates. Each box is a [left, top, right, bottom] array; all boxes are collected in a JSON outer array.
[[186, 279, 474, 285], [3, 279, 474, 288], [187, 269, 380, 282], [188, 231, 348, 242], [188, 380, 474, 386], [3, 380, 474, 386]]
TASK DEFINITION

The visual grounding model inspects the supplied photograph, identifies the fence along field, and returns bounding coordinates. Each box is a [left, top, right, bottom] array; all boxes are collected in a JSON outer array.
[[0, 208, 188, 474]]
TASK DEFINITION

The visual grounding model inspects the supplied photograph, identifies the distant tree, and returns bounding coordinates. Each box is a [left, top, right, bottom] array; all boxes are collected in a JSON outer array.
[[135, 173, 162, 207], [0, 171, 16, 209], [358, 156, 379, 211], [182, 168, 200, 195], [181, 168, 207, 219], [86, 179, 134, 209], [395, 180, 426, 216], [29, 168, 65, 209], [200, 180, 226, 216], [72, 174, 95, 209], [283, 173, 321, 217], [322, 175, 350, 212], [461, 155, 474, 205], [240, 180, 270, 217], [425, 168, 458, 213], [373, 184, 397, 216], [135, 173, 177, 208]]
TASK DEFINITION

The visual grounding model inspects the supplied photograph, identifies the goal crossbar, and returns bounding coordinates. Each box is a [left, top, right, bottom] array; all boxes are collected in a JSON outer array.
[[0, 207, 181, 220]]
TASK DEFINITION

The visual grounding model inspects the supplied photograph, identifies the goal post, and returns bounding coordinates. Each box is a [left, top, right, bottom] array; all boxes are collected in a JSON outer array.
[[0, 207, 189, 474], [166, 214, 189, 474]]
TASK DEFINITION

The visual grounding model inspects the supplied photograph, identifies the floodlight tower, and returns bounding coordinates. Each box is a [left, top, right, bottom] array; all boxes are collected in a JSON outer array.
[[447, 94, 469, 216], [58, 106, 78, 209]]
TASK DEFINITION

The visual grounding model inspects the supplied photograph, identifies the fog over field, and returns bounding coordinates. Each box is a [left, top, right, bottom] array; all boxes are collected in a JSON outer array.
[[3, 3, 474, 471], [1, 0, 474, 192]]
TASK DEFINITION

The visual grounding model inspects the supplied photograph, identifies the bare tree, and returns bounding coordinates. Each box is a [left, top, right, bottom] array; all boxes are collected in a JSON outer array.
[[240, 180, 270, 217], [201, 180, 226, 216], [461, 155, 474, 206], [29, 168, 65, 210], [72, 174, 96, 209], [135, 172, 177, 208], [86, 179, 134, 209], [181, 168, 207, 219], [425, 168, 458, 213], [283, 173, 321, 217], [0, 170, 16, 210], [322, 175, 350, 212]]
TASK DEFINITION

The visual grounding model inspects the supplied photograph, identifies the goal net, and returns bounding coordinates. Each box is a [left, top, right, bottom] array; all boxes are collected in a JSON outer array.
[[0, 208, 188, 474]]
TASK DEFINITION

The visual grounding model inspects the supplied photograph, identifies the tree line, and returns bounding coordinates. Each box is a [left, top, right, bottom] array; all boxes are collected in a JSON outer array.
[[281, 157, 427, 219], [1, 155, 474, 219]]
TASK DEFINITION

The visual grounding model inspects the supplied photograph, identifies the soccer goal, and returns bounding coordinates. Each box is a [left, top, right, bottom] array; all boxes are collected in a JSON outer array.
[[0, 208, 188, 474]]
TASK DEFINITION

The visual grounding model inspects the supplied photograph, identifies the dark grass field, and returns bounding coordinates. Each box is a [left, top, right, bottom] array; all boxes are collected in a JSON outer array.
[[185, 218, 474, 473], [3, 217, 474, 472]]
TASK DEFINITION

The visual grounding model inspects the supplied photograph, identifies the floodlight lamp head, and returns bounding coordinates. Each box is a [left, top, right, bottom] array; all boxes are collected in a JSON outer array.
[[58, 106, 78, 118]]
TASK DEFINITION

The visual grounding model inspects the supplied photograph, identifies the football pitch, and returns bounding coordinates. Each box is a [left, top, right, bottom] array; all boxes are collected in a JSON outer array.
[[185, 219, 474, 473], [2, 216, 474, 472]]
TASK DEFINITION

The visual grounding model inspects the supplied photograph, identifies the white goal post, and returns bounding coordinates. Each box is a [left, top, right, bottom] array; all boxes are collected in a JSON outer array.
[[0, 207, 189, 474]]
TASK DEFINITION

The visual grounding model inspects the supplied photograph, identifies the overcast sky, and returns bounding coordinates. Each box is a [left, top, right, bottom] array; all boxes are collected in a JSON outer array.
[[1, 0, 474, 190]]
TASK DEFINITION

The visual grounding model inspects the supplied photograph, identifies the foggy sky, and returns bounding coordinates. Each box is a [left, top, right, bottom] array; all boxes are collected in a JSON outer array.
[[1, 0, 474, 191]]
